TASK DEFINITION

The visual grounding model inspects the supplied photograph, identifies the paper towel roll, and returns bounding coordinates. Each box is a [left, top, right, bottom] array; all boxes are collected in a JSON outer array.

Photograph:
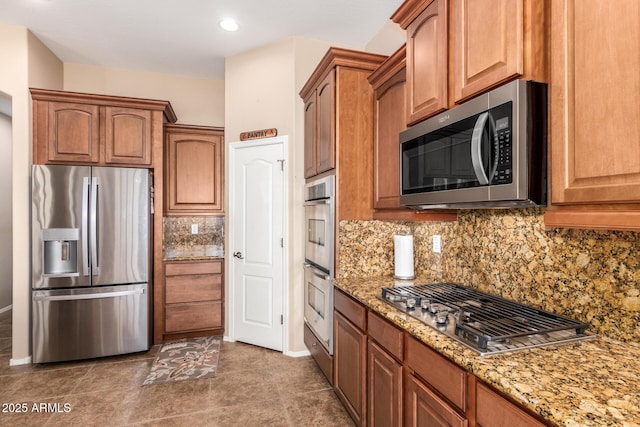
[[394, 234, 415, 280]]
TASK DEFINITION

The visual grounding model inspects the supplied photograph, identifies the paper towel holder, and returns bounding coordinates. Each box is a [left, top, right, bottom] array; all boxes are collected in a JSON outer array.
[[394, 232, 415, 280]]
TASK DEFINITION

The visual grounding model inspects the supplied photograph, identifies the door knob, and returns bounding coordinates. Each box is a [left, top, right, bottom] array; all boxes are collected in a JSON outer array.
[[233, 251, 244, 259]]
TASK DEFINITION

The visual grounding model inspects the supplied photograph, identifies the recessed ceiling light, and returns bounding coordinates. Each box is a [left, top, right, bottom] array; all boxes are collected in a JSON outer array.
[[219, 18, 239, 32]]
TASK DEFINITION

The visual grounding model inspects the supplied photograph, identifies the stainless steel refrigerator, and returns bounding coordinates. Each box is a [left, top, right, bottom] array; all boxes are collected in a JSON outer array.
[[31, 164, 150, 363]]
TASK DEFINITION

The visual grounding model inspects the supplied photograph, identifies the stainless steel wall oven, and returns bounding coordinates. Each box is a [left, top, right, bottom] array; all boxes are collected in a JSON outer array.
[[303, 175, 335, 354]]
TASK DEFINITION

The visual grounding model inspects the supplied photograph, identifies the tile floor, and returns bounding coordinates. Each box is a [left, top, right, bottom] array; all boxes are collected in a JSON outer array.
[[0, 310, 354, 426]]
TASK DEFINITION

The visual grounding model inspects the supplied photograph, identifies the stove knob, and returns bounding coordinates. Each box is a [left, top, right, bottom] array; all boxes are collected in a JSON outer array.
[[406, 298, 416, 310], [435, 310, 448, 325], [421, 299, 430, 311], [430, 303, 439, 315]]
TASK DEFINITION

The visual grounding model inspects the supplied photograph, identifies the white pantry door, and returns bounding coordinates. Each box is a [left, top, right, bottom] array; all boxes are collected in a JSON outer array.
[[229, 138, 285, 351]]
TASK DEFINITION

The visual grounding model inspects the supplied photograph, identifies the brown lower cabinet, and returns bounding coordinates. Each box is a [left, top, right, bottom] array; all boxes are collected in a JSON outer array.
[[331, 289, 549, 427], [368, 311, 403, 427], [405, 371, 468, 427], [163, 259, 224, 340], [334, 309, 367, 426]]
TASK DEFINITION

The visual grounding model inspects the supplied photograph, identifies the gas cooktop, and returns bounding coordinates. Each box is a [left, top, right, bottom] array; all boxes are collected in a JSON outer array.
[[381, 283, 595, 355]]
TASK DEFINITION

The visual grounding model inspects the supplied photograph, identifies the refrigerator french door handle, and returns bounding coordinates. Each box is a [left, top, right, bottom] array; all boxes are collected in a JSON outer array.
[[90, 176, 100, 275], [471, 112, 491, 186], [33, 288, 144, 302], [81, 177, 90, 276]]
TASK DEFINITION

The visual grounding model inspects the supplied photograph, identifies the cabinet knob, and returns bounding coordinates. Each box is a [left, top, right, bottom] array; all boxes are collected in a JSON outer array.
[[233, 251, 244, 259]]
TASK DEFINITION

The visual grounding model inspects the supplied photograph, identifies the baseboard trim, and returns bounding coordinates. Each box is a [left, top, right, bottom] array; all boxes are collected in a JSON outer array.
[[284, 349, 311, 358], [10, 355, 32, 366], [0, 305, 12, 314], [223, 335, 235, 342]]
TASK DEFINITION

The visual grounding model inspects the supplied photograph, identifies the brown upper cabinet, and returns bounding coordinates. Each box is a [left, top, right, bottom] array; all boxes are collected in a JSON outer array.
[[164, 124, 224, 215], [300, 47, 386, 220], [303, 71, 335, 179], [369, 46, 408, 211], [544, 0, 640, 231], [392, 0, 546, 126], [31, 89, 176, 167], [368, 45, 457, 222]]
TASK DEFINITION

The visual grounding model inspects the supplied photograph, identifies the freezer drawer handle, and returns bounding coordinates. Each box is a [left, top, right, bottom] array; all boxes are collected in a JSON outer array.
[[33, 288, 144, 302]]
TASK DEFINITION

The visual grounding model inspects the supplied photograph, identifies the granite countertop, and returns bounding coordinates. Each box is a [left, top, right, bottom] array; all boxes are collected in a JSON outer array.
[[334, 276, 640, 427], [163, 255, 224, 262], [163, 245, 224, 262]]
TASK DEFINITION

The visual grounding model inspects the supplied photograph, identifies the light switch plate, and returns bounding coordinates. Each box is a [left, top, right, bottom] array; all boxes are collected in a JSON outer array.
[[191, 224, 198, 234]]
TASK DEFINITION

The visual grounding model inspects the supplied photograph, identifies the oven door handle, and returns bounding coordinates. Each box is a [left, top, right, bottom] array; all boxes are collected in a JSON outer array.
[[304, 199, 330, 206], [304, 263, 330, 280]]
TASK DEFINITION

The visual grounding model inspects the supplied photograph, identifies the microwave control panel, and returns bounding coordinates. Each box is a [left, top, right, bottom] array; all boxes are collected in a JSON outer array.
[[492, 120, 512, 185]]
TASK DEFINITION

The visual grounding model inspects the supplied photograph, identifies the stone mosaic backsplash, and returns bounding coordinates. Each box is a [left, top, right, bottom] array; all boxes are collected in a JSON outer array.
[[338, 208, 640, 343], [163, 216, 224, 258]]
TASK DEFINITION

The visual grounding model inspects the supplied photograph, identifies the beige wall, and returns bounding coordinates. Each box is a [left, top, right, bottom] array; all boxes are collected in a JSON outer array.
[[0, 25, 63, 363], [64, 64, 225, 126], [224, 37, 350, 353], [28, 31, 64, 89], [0, 25, 31, 363], [0, 111, 12, 311], [365, 20, 406, 55]]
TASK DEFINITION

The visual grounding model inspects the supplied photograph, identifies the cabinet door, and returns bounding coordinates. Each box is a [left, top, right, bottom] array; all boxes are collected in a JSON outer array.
[[374, 67, 407, 209], [334, 310, 367, 426], [406, 0, 448, 125], [47, 102, 100, 163], [303, 93, 318, 178], [476, 381, 545, 427], [166, 130, 224, 213], [104, 106, 152, 165], [549, 0, 640, 206], [368, 340, 402, 427], [452, 0, 523, 102], [316, 70, 336, 174], [405, 373, 468, 427]]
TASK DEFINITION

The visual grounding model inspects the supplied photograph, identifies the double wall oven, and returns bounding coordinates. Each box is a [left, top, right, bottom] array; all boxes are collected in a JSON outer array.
[[303, 175, 335, 354]]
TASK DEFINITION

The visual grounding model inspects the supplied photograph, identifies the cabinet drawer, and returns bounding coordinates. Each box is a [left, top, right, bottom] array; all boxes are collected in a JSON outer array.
[[367, 311, 404, 362], [405, 372, 467, 427], [165, 302, 222, 333], [304, 323, 333, 385], [165, 274, 222, 304], [334, 289, 366, 331], [406, 335, 467, 412], [165, 260, 222, 276], [476, 381, 545, 427]]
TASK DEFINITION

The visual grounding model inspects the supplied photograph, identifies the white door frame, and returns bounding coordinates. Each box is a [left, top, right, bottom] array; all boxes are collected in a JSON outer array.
[[227, 135, 289, 353]]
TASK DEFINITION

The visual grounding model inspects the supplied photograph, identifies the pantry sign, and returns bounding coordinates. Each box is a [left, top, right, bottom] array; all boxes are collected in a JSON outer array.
[[240, 128, 277, 141]]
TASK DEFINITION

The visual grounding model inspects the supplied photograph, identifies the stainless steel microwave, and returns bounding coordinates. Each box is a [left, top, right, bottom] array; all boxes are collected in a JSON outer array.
[[400, 80, 547, 209]]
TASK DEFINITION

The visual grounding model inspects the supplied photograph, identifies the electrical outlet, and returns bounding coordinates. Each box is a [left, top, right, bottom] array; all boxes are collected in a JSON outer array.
[[191, 224, 198, 234], [433, 235, 441, 253]]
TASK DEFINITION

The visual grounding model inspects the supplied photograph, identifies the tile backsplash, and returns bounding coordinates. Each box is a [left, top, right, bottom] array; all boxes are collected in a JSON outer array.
[[338, 208, 640, 343], [163, 216, 224, 258]]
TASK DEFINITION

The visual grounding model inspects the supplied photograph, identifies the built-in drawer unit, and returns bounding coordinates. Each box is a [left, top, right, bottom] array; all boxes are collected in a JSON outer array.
[[334, 289, 367, 330], [304, 322, 333, 385], [406, 335, 467, 412], [367, 311, 403, 361], [475, 379, 547, 427], [163, 259, 224, 340]]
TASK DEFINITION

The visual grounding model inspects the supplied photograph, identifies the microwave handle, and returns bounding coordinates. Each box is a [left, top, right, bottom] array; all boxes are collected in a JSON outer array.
[[471, 112, 491, 185]]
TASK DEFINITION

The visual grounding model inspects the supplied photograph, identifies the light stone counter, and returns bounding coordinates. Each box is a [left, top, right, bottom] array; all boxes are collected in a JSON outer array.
[[334, 275, 640, 427]]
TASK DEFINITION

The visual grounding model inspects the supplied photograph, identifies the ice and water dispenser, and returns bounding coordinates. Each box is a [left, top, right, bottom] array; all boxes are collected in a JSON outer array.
[[42, 228, 79, 276]]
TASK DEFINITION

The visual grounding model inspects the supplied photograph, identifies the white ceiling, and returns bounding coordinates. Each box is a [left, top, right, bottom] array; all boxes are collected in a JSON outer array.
[[0, 0, 403, 80]]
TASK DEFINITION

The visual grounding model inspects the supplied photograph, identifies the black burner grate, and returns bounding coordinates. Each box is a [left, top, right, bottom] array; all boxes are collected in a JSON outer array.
[[381, 283, 590, 351]]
